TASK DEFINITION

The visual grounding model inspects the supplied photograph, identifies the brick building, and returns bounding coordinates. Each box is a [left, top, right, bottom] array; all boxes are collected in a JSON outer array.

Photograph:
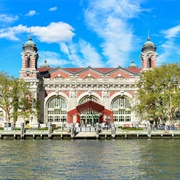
[[18, 33, 158, 128]]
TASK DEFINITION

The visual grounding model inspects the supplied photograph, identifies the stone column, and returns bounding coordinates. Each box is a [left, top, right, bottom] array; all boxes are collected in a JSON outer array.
[[48, 123, 52, 138], [147, 121, 152, 137], [111, 124, 116, 138], [71, 124, 75, 138], [95, 124, 100, 138]]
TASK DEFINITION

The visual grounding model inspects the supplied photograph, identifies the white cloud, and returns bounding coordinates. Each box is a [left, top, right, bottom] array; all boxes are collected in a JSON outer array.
[[0, 24, 27, 40], [84, 0, 144, 67], [49, 7, 58, 12], [158, 25, 180, 65], [57, 39, 103, 67], [0, 14, 18, 23], [25, 10, 37, 16], [38, 51, 69, 67], [31, 22, 74, 43], [60, 43, 69, 55], [0, 22, 75, 42], [79, 40, 103, 67], [162, 25, 180, 39], [68, 39, 103, 67]]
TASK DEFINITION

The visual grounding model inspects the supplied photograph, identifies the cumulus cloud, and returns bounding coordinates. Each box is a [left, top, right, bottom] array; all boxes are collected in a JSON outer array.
[[0, 22, 75, 42], [25, 10, 37, 16], [31, 22, 74, 43], [49, 7, 58, 11], [84, 0, 144, 67], [0, 24, 27, 40], [0, 14, 18, 23], [158, 25, 180, 65]]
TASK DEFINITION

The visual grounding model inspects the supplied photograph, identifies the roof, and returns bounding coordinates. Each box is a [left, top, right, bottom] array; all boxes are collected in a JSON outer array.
[[37, 67, 52, 72], [76, 100, 104, 113], [37, 66, 142, 75], [125, 67, 142, 74]]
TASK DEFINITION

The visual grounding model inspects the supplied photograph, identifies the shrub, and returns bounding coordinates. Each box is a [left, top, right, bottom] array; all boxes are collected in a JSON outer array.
[[12, 128, 21, 130], [119, 127, 143, 130], [38, 127, 48, 130]]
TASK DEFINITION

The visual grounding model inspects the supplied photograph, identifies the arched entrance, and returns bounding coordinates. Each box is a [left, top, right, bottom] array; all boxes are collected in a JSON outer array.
[[67, 100, 113, 126], [79, 109, 101, 126], [77, 95, 102, 126]]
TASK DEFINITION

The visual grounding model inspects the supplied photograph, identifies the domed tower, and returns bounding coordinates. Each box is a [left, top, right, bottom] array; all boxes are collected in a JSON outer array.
[[141, 31, 158, 69], [20, 32, 39, 79], [19, 32, 40, 128], [129, 60, 137, 68], [41, 59, 50, 68]]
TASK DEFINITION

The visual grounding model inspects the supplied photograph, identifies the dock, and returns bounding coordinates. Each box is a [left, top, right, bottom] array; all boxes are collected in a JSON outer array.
[[0, 130, 180, 140]]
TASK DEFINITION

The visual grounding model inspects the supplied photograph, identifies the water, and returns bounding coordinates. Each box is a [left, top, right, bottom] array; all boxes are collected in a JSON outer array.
[[0, 139, 179, 180]]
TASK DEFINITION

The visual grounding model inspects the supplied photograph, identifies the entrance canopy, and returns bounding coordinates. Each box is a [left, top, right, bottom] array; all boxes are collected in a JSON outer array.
[[67, 100, 113, 124], [76, 100, 104, 113]]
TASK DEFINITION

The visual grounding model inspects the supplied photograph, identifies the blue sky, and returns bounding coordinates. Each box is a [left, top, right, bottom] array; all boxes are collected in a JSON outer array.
[[0, 0, 180, 77]]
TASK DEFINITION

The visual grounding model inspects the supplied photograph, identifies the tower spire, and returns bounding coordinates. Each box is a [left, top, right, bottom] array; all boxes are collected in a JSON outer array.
[[147, 29, 150, 41], [29, 29, 32, 41], [44, 54, 47, 63]]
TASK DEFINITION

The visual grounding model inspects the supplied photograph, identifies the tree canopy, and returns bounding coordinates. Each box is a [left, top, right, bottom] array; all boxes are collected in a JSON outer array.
[[133, 63, 180, 124], [0, 72, 40, 123]]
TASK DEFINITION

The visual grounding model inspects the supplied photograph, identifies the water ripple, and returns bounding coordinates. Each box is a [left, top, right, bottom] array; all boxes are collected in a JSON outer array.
[[0, 139, 179, 180]]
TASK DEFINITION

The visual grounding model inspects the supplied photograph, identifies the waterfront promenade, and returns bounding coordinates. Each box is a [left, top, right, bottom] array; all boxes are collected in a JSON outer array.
[[0, 129, 180, 140]]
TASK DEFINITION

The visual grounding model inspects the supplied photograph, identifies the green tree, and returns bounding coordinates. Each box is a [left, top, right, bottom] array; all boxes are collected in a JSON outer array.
[[0, 72, 40, 125], [0, 72, 13, 122], [133, 63, 180, 125], [11, 78, 40, 124]]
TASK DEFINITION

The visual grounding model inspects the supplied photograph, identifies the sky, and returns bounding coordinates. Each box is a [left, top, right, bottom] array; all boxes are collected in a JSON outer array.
[[0, 0, 180, 77]]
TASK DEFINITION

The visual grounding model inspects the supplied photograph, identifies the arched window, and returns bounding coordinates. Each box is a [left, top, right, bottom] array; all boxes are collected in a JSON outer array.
[[27, 57, 31, 68], [148, 57, 152, 68], [47, 96, 67, 124], [111, 96, 131, 123], [79, 95, 99, 105]]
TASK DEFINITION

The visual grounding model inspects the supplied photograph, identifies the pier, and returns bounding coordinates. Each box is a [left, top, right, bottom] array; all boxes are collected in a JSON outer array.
[[0, 130, 180, 140]]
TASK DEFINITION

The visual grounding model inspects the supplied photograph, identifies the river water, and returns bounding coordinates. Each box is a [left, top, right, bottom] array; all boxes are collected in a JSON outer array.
[[0, 139, 179, 180]]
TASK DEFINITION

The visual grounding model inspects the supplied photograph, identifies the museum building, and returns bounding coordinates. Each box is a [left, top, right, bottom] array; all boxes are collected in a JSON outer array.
[[18, 34, 158, 128]]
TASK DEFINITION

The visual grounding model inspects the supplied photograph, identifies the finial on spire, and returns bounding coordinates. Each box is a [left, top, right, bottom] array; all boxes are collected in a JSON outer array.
[[44, 54, 47, 63], [132, 56, 134, 63], [29, 29, 32, 41], [147, 29, 150, 41]]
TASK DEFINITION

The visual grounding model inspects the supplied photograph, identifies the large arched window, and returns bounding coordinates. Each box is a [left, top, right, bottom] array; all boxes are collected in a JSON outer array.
[[47, 96, 67, 124], [111, 96, 131, 123]]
